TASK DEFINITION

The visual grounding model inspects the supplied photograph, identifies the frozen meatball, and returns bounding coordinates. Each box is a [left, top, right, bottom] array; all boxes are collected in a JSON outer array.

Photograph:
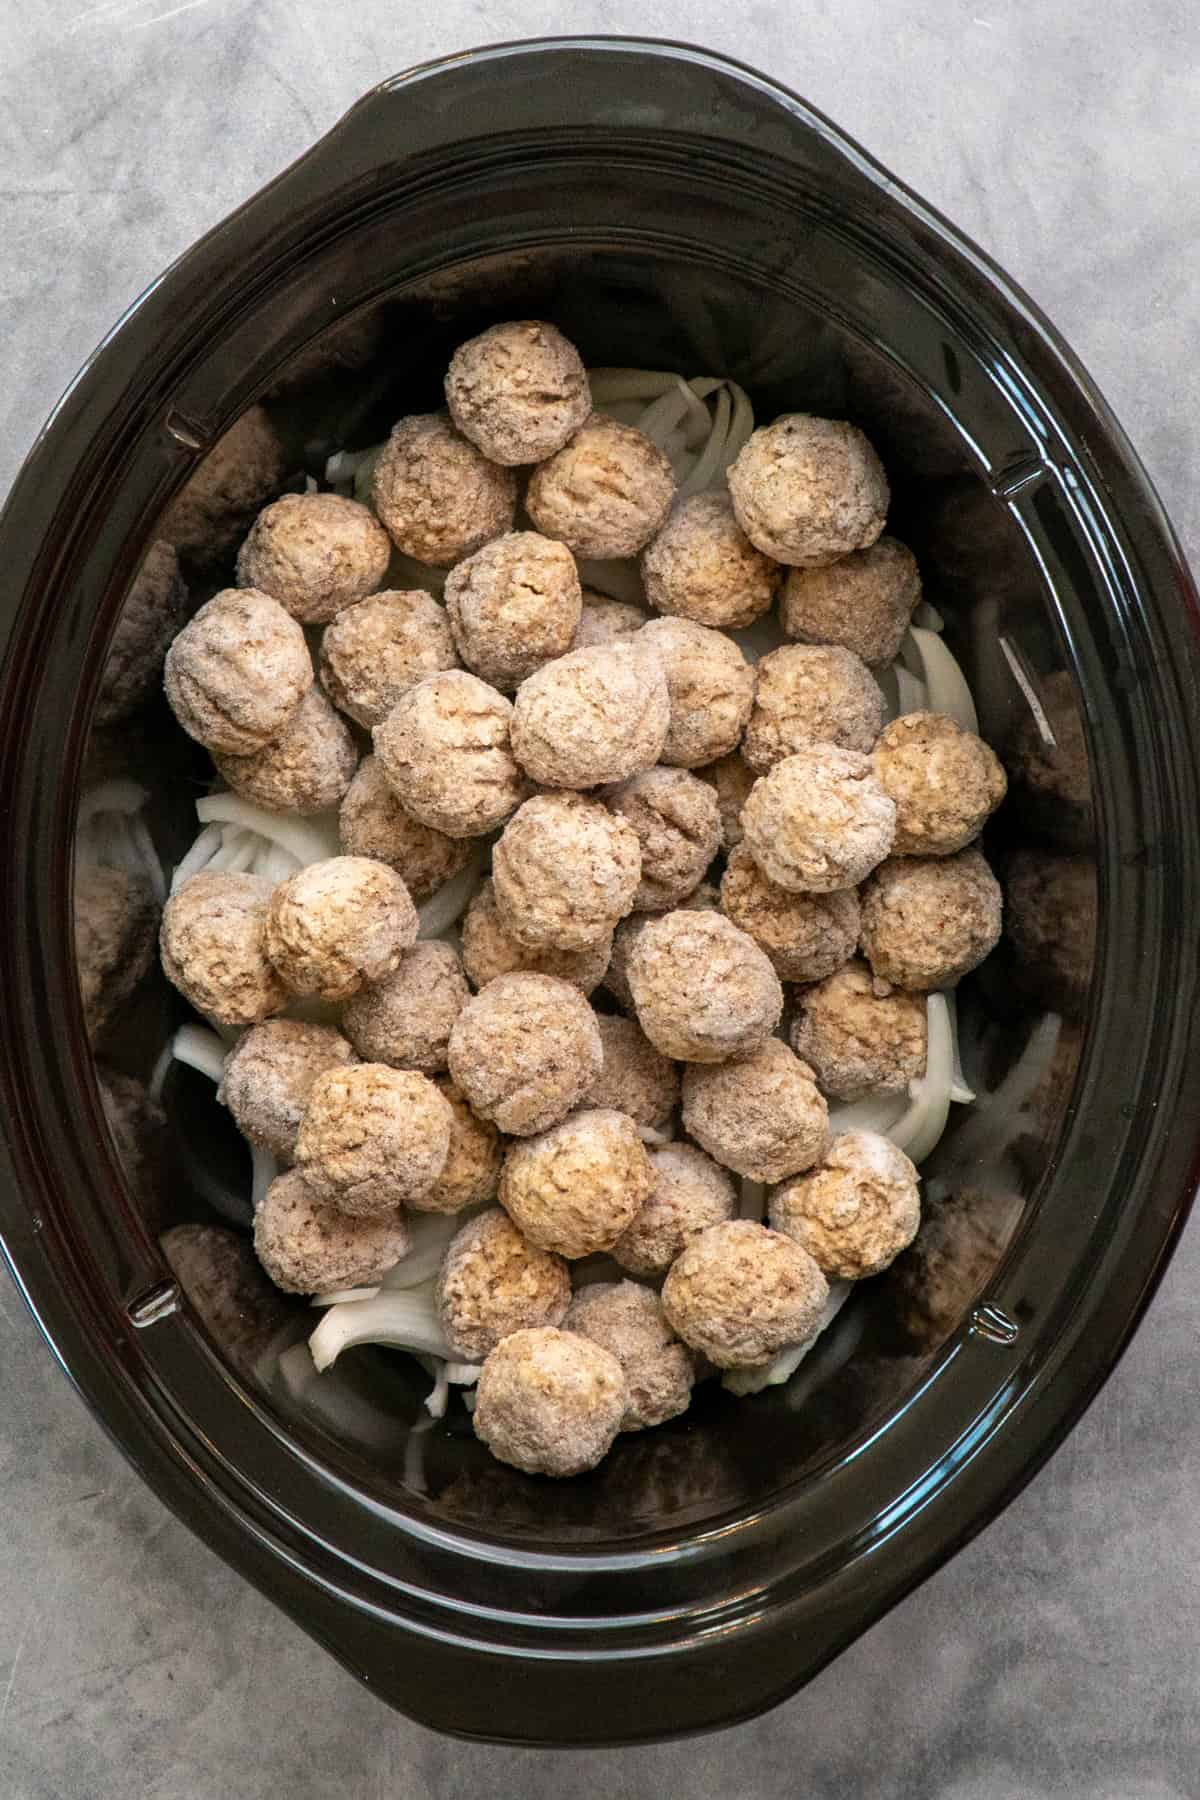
[[213, 684, 358, 815], [510, 640, 670, 789], [743, 644, 885, 772], [626, 909, 782, 1063], [492, 791, 641, 951], [720, 843, 859, 982], [859, 849, 1003, 991], [445, 320, 591, 466], [603, 768, 720, 912], [254, 1167, 408, 1295], [698, 749, 754, 851], [447, 972, 602, 1135], [218, 1018, 358, 1161], [661, 1219, 829, 1368], [415, 1078, 503, 1214], [473, 1326, 627, 1478], [96, 540, 190, 728], [436, 1207, 571, 1362], [338, 756, 471, 902], [582, 1014, 679, 1140], [236, 492, 391, 624], [741, 748, 896, 893], [320, 590, 459, 729], [75, 865, 158, 1041], [770, 1130, 921, 1279], [265, 856, 417, 1003], [370, 412, 517, 567], [790, 959, 927, 1101], [460, 879, 611, 995], [163, 587, 311, 755], [160, 871, 286, 1027], [682, 1039, 829, 1183], [1004, 848, 1096, 1012], [295, 1063, 451, 1214], [638, 617, 756, 769], [728, 414, 889, 567], [641, 491, 781, 629], [341, 941, 469, 1074], [1007, 669, 1093, 848], [526, 414, 677, 560], [566, 1281, 693, 1431], [611, 1141, 736, 1280], [781, 536, 921, 667], [160, 404, 285, 567], [500, 1108, 652, 1259], [573, 592, 649, 649], [603, 881, 719, 1011], [373, 670, 528, 838], [871, 712, 1007, 856], [445, 531, 582, 690]]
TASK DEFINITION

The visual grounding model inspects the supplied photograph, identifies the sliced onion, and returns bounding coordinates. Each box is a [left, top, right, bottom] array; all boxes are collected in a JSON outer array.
[[380, 1210, 462, 1289], [170, 1023, 228, 1085], [417, 849, 485, 940], [890, 994, 955, 1165], [679, 383, 732, 497], [251, 1145, 278, 1211], [170, 823, 224, 891], [309, 1289, 454, 1371], [902, 628, 979, 733], [195, 794, 338, 868], [313, 1285, 382, 1308], [827, 1092, 909, 1137]]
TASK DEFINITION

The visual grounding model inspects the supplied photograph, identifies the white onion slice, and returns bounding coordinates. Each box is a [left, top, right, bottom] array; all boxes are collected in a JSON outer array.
[[195, 794, 338, 869], [902, 628, 979, 733], [169, 1023, 228, 1085], [308, 1289, 454, 1371], [416, 850, 485, 940], [313, 1286, 382, 1308]]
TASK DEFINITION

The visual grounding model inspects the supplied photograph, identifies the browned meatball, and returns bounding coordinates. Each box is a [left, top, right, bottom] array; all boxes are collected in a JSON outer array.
[[373, 670, 528, 839], [163, 588, 311, 755], [75, 865, 158, 1041], [728, 414, 889, 567], [859, 849, 1003, 991], [720, 843, 860, 982], [159, 404, 285, 567], [254, 1167, 408, 1294], [661, 1219, 829, 1367], [213, 684, 358, 815], [641, 491, 781, 629], [445, 320, 591, 465], [566, 1281, 694, 1431], [499, 1108, 652, 1259], [638, 617, 756, 769], [95, 540, 189, 728], [436, 1207, 570, 1362], [320, 590, 459, 729], [790, 959, 927, 1101], [526, 414, 677, 559], [742, 644, 885, 771], [871, 712, 1007, 856], [236, 492, 392, 624], [447, 972, 602, 1136], [338, 756, 473, 901], [510, 640, 670, 789], [265, 856, 418, 1003], [682, 1039, 830, 1183], [491, 792, 641, 951], [218, 1019, 358, 1160], [781, 536, 920, 667], [603, 880, 719, 1011], [160, 871, 286, 1027], [626, 909, 782, 1062], [473, 1326, 627, 1477], [741, 748, 896, 894], [602, 768, 720, 913], [610, 1141, 736, 1280], [415, 1078, 503, 1214], [445, 531, 582, 690], [770, 1130, 921, 1280], [371, 412, 517, 567], [341, 941, 470, 1074], [294, 1063, 452, 1214], [460, 879, 612, 995], [698, 749, 755, 852], [583, 1014, 679, 1140], [572, 593, 649, 649]]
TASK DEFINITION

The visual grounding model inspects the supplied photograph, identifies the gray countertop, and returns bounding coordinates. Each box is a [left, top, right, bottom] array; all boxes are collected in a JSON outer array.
[[2, 3, 1198, 1795]]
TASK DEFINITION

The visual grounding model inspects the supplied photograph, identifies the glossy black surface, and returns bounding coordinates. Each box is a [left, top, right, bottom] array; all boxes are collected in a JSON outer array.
[[0, 38, 1198, 1745]]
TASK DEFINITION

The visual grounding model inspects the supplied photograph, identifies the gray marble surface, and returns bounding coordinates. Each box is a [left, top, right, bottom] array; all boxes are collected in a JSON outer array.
[[2, 2, 1198, 1795]]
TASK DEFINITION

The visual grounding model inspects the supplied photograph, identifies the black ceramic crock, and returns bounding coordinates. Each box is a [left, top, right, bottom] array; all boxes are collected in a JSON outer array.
[[1, 38, 1198, 1746]]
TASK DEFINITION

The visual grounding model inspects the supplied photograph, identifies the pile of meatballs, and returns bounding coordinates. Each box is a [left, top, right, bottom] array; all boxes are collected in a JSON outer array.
[[155, 319, 1008, 1478]]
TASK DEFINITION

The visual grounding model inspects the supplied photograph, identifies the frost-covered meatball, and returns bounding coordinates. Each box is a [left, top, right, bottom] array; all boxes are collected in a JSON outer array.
[[682, 1039, 829, 1183], [499, 1108, 652, 1259], [213, 684, 358, 815], [603, 767, 720, 912], [460, 879, 611, 994], [265, 856, 417, 1002], [741, 748, 896, 893], [781, 536, 920, 667], [510, 640, 670, 789], [641, 491, 781, 629], [790, 959, 927, 1101], [294, 1063, 452, 1215], [1004, 848, 1096, 1011], [75, 865, 158, 1041], [341, 941, 469, 1074], [526, 414, 677, 559], [627, 909, 782, 1063], [320, 590, 459, 729], [661, 1219, 829, 1368], [728, 414, 889, 567], [770, 1131, 921, 1279], [447, 972, 602, 1136], [611, 1141, 736, 1280], [96, 540, 189, 728], [871, 712, 1007, 856], [160, 404, 285, 567], [371, 413, 517, 567], [445, 531, 582, 690], [338, 756, 473, 901], [163, 587, 311, 755], [720, 843, 859, 982], [743, 644, 884, 772], [859, 849, 1003, 991], [374, 670, 528, 838], [473, 1326, 627, 1477], [583, 1014, 679, 1140], [1007, 669, 1093, 848], [698, 749, 754, 851], [603, 881, 718, 1011], [445, 320, 591, 466], [218, 1019, 358, 1161], [415, 1078, 503, 1214], [491, 792, 641, 951], [160, 871, 286, 1027], [572, 592, 649, 649], [566, 1281, 694, 1431], [436, 1207, 571, 1362], [254, 1167, 408, 1294], [638, 617, 756, 769], [236, 492, 391, 624]]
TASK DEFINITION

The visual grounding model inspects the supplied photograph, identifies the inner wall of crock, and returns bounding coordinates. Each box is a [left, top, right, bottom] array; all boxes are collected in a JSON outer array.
[[76, 246, 1095, 1539]]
